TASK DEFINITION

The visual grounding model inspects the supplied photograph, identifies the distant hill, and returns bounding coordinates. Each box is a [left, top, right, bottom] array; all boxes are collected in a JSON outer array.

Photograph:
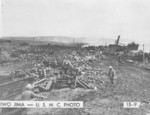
[[1, 36, 85, 43], [0, 36, 88, 47], [0, 36, 114, 45]]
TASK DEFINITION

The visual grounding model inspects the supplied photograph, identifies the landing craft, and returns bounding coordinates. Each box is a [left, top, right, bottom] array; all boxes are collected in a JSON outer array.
[[109, 35, 139, 52]]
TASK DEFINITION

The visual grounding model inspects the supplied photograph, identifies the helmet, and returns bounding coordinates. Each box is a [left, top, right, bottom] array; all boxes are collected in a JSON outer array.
[[109, 66, 112, 69], [25, 84, 33, 90]]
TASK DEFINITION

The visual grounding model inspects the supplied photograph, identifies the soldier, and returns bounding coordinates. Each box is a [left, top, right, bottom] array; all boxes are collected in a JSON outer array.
[[108, 66, 116, 86], [62, 59, 73, 74], [59, 70, 65, 78], [117, 53, 121, 64], [38, 68, 45, 79], [21, 84, 47, 100], [54, 59, 58, 69], [21, 84, 47, 115]]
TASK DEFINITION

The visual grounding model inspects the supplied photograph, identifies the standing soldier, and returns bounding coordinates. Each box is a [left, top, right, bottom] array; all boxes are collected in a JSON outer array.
[[117, 53, 121, 64], [54, 59, 58, 69], [62, 59, 73, 74], [108, 66, 116, 87]]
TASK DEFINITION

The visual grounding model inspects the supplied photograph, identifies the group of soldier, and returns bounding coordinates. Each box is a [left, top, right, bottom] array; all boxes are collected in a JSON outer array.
[[21, 58, 76, 99]]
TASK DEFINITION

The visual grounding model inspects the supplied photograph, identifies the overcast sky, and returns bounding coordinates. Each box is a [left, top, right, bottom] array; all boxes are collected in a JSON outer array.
[[1, 0, 150, 46]]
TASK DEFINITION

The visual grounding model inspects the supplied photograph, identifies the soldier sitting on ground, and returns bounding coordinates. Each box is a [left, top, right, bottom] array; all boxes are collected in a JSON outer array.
[[21, 84, 47, 100]]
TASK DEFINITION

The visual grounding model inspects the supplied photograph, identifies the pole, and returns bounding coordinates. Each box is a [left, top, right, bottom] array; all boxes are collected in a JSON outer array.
[[143, 44, 145, 65]]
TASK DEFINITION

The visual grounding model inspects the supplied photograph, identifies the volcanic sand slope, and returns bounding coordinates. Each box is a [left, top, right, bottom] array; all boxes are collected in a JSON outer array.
[[25, 56, 150, 115], [0, 40, 150, 114]]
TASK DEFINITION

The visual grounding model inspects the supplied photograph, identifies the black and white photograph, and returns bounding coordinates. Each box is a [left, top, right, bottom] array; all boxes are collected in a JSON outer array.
[[0, 0, 150, 115]]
